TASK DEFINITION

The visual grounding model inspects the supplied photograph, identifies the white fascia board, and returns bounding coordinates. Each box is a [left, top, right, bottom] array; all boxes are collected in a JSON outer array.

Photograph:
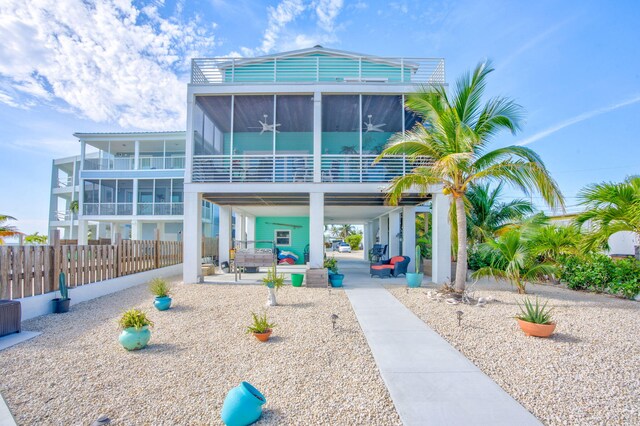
[[80, 215, 184, 221], [73, 132, 186, 142], [53, 155, 81, 165], [188, 83, 420, 96]]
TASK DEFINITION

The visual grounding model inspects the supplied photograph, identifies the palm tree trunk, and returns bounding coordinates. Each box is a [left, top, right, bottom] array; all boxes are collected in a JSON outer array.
[[454, 196, 468, 292]]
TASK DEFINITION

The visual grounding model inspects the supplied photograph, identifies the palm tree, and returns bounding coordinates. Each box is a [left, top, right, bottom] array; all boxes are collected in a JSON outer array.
[[472, 228, 556, 294], [466, 182, 534, 244], [575, 176, 640, 258], [527, 223, 582, 263], [336, 224, 355, 240], [0, 214, 21, 244], [377, 61, 564, 292]]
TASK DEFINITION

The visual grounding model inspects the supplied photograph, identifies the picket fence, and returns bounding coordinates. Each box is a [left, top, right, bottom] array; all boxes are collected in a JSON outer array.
[[0, 239, 182, 300]]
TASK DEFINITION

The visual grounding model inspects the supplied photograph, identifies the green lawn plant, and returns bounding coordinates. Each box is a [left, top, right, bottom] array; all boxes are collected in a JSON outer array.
[[376, 60, 564, 293], [516, 297, 554, 325], [246, 312, 276, 334], [149, 277, 171, 297], [119, 309, 154, 330]]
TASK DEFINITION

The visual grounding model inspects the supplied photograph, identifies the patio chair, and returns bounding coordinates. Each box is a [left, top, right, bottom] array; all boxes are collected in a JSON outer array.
[[370, 255, 410, 278], [369, 244, 388, 262]]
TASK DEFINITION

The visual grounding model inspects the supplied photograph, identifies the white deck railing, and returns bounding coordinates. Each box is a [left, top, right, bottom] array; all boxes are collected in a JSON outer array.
[[191, 154, 432, 183], [83, 156, 185, 171], [192, 154, 314, 183], [191, 56, 445, 85]]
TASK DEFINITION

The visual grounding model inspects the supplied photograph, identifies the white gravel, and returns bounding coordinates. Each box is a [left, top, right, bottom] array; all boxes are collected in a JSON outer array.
[[388, 278, 640, 426], [1, 279, 400, 425]]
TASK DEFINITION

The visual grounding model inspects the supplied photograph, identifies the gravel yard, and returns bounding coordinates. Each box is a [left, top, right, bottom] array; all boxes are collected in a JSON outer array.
[[1, 279, 400, 425], [388, 278, 640, 426]]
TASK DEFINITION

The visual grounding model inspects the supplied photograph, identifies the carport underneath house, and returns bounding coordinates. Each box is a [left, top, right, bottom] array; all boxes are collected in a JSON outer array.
[[181, 183, 453, 284]]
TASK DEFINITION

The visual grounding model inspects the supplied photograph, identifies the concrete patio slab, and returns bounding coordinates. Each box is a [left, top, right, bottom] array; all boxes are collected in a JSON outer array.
[[0, 393, 17, 426], [0, 331, 41, 352], [341, 258, 541, 426]]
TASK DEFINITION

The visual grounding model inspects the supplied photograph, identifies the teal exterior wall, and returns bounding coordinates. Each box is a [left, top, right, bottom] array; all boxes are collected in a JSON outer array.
[[255, 216, 309, 264]]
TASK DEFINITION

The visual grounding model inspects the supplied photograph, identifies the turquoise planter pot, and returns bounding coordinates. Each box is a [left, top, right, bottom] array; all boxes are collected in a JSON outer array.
[[220, 381, 266, 426], [154, 296, 172, 311], [406, 273, 424, 288], [118, 326, 151, 351], [329, 273, 344, 287]]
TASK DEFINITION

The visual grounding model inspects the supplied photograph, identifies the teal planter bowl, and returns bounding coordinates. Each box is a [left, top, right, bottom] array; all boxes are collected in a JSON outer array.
[[406, 273, 424, 288], [118, 326, 151, 351], [221, 381, 266, 426], [329, 273, 344, 287], [154, 296, 172, 311]]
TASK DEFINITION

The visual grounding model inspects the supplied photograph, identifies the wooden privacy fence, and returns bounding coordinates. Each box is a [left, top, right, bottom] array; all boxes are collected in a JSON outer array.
[[0, 239, 183, 300]]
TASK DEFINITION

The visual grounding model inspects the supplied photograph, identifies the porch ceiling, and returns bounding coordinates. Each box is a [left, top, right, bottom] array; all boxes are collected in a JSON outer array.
[[202, 192, 430, 207]]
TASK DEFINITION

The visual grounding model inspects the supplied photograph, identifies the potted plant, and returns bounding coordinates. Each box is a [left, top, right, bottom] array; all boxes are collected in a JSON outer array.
[[118, 309, 154, 350], [149, 277, 172, 311], [246, 312, 276, 342], [516, 297, 556, 338], [52, 271, 70, 313], [406, 245, 424, 288], [262, 267, 285, 306]]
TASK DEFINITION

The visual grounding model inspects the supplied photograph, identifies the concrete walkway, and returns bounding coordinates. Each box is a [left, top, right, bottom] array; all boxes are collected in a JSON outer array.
[[340, 259, 541, 426]]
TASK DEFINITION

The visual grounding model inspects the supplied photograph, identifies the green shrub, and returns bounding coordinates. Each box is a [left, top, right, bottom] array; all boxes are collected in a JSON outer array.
[[324, 256, 338, 273], [345, 234, 362, 250], [417, 237, 432, 259], [560, 254, 640, 298], [468, 246, 493, 271], [609, 258, 640, 299]]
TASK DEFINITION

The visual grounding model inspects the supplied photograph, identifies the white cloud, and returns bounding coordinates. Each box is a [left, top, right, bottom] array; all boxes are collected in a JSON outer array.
[[0, 0, 217, 130], [517, 94, 640, 146], [236, 0, 345, 57], [315, 0, 344, 33]]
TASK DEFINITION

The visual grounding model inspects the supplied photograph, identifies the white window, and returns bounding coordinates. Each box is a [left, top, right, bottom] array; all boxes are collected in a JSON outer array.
[[275, 230, 291, 246]]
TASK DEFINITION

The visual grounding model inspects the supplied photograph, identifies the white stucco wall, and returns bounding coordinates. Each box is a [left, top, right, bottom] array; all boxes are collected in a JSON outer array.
[[607, 231, 638, 256]]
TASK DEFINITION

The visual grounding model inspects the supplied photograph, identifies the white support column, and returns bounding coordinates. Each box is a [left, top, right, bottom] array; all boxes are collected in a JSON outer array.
[[246, 215, 256, 247], [432, 193, 452, 284], [80, 140, 86, 171], [235, 211, 245, 247], [313, 92, 322, 183], [379, 215, 389, 248], [183, 192, 203, 284], [132, 179, 139, 215], [402, 206, 416, 273], [78, 220, 88, 245], [131, 220, 140, 240], [134, 140, 140, 170], [96, 222, 106, 239], [363, 223, 370, 260], [309, 192, 324, 268], [388, 210, 401, 257], [184, 94, 195, 184], [218, 205, 232, 265]]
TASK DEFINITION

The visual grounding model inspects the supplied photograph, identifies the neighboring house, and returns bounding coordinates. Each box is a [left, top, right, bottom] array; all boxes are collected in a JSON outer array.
[[549, 213, 638, 256], [182, 46, 453, 284], [48, 132, 219, 243]]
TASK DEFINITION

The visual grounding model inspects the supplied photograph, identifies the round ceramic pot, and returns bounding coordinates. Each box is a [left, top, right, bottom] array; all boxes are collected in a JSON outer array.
[[153, 296, 172, 311], [118, 326, 151, 350], [220, 381, 266, 426], [517, 319, 556, 338], [253, 329, 272, 342], [329, 273, 344, 287], [291, 273, 304, 287], [406, 273, 424, 288]]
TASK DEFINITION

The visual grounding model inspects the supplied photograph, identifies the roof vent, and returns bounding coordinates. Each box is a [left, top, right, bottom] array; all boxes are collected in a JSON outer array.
[[313, 45, 323, 48]]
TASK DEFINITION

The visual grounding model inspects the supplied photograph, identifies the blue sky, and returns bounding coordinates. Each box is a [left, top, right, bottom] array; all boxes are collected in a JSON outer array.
[[1, 0, 639, 235]]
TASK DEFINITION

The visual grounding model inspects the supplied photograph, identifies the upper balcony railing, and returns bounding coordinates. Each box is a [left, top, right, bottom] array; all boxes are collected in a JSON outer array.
[[191, 56, 445, 85], [192, 154, 433, 183], [84, 156, 185, 171]]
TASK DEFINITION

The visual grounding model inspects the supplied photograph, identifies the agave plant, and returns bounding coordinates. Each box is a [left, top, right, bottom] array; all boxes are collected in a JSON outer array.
[[516, 297, 554, 325]]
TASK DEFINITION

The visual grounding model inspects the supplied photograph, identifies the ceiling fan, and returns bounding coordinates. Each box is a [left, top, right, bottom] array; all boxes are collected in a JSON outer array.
[[363, 114, 385, 132], [248, 114, 281, 134]]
